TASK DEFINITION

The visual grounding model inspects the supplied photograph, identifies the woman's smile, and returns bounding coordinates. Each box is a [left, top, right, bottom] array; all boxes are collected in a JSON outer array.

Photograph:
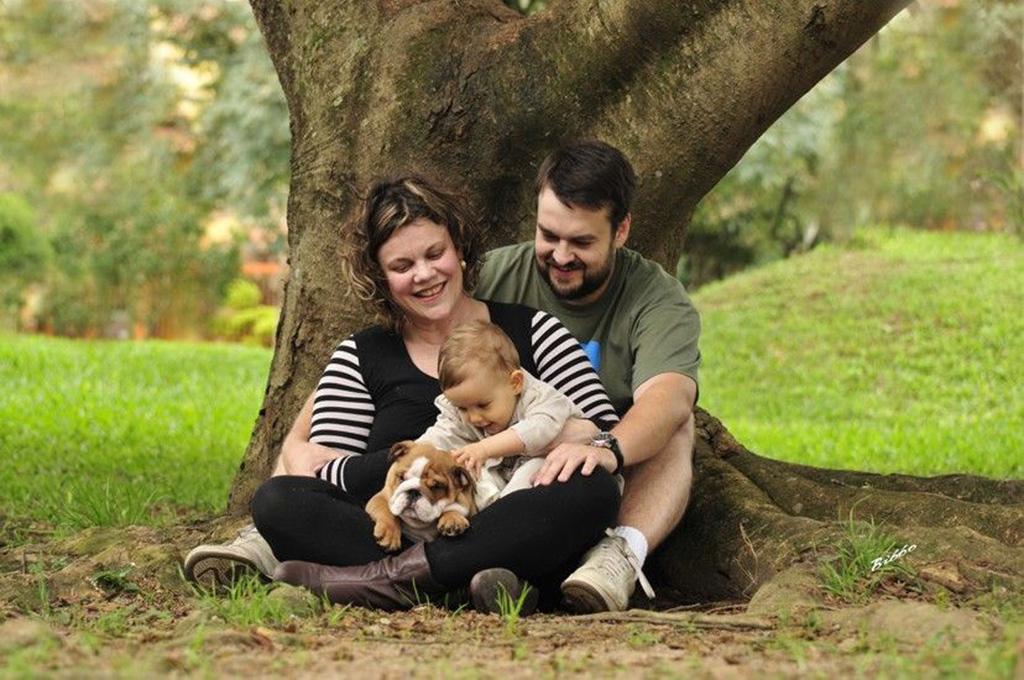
[[414, 281, 446, 300], [377, 218, 465, 322]]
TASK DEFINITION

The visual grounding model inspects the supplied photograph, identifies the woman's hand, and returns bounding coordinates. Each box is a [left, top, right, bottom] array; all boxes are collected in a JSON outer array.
[[542, 417, 600, 452], [280, 440, 343, 477]]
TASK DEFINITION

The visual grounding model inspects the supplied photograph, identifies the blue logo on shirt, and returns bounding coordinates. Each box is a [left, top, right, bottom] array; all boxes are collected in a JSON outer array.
[[581, 340, 601, 371]]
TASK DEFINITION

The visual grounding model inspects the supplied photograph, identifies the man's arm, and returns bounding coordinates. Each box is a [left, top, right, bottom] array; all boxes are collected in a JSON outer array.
[[611, 372, 697, 467], [531, 372, 696, 484]]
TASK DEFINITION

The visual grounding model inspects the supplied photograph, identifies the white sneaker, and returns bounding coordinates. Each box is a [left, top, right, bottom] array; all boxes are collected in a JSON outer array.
[[561, 530, 656, 613], [184, 524, 280, 589]]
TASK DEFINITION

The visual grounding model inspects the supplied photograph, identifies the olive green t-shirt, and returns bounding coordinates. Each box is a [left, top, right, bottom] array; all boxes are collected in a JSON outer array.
[[476, 243, 701, 415]]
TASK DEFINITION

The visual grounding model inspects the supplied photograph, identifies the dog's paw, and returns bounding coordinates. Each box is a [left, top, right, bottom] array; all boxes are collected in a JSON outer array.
[[373, 520, 402, 551], [437, 512, 469, 536]]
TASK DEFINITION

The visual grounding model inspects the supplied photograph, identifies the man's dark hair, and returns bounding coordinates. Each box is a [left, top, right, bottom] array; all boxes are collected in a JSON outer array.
[[535, 140, 636, 229]]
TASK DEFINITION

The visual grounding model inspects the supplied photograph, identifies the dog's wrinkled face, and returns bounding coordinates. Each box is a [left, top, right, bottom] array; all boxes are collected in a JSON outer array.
[[385, 441, 474, 530]]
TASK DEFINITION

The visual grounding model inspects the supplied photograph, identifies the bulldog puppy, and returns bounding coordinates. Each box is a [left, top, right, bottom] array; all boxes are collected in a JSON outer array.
[[365, 440, 476, 552]]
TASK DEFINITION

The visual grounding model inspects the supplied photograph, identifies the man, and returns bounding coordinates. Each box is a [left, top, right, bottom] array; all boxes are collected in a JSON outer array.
[[475, 139, 701, 613]]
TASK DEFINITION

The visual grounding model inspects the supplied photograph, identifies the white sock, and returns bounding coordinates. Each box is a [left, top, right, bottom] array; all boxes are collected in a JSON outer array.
[[613, 526, 648, 567]]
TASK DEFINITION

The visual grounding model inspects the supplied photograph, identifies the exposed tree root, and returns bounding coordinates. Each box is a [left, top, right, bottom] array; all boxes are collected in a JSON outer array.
[[572, 610, 775, 631], [649, 409, 1024, 606]]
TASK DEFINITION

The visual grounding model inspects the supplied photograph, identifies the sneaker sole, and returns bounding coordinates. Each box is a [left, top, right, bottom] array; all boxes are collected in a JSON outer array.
[[183, 551, 265, 591], [561, 579, 621, 613]]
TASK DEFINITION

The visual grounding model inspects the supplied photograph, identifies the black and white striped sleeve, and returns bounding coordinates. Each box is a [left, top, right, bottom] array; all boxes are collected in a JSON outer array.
[[310, 336, 375, 486], [530, 310, 620, 428]]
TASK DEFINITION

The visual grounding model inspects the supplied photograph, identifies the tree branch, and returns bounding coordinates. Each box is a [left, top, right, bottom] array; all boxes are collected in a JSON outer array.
[[526, 0, 912, 265]]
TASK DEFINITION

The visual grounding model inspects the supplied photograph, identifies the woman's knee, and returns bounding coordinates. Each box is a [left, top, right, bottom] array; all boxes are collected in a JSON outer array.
[[546, 468, 620, 527], [250, 476, 297, 533]]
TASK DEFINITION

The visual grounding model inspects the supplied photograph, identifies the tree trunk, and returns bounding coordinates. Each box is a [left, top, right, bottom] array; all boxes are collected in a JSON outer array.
[[228, 0, 1023, 602]]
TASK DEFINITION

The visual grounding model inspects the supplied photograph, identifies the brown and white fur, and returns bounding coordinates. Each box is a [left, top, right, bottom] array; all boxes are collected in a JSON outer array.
[[365, 440, 476, 551]]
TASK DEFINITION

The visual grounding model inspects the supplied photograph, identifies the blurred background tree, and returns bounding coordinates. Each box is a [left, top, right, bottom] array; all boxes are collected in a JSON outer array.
[[682, 0, 1022, 286], [0, 0, 287, 339], [0, 0, 1019, 335]]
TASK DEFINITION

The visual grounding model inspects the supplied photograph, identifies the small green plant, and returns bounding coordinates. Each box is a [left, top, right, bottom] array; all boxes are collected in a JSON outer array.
[[322, 599, 352, 626], [195, 573, 292, 627], [92, 606, 133, 637], [626, 624, 659, 648], [819, 515, 916, 604], [495, 582, 533, 636], [511, 641, 529, 661], [184, 624, 211, 674], [30, 562, 52, 618], [91, 565, 140, 595]]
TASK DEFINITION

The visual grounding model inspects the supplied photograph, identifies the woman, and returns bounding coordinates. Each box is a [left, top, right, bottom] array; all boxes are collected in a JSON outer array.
[[250, 175, 621, 611]]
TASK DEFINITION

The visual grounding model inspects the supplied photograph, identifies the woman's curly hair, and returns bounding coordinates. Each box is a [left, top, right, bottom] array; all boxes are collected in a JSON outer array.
[[341, 174, 484, 331]]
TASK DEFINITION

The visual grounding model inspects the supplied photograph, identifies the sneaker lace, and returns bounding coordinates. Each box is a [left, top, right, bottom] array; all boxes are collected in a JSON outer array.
[[600, 529, 656, 600]]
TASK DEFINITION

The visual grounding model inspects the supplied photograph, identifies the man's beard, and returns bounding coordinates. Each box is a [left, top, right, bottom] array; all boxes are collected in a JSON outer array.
[[536, 249, 615, 301]]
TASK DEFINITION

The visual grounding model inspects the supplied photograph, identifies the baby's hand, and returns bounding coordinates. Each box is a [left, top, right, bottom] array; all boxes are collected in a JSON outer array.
[[452, 443, 493, 476]]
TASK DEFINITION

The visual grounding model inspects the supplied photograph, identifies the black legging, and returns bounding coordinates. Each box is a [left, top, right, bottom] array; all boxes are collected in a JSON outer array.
[[251, 448, 620, 592]]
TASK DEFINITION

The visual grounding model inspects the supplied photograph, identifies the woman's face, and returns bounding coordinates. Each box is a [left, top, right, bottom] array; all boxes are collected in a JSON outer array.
[[377, 218, 465, 326]]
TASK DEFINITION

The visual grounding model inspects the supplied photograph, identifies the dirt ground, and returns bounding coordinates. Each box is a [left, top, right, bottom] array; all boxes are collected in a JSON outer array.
[[1, 521, 1022, 678]]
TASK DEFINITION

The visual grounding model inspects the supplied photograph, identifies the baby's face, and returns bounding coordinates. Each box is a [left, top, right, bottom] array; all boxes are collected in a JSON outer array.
[[444, 367, 523, 435]]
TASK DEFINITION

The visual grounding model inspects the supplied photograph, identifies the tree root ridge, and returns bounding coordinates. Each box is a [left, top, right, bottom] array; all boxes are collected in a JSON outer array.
[[571, 610, 774, 631], [650, 409, 1024, 606]]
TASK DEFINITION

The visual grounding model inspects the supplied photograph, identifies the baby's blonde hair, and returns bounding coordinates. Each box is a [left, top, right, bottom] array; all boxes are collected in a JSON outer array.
[[438, 320, 521, 390]]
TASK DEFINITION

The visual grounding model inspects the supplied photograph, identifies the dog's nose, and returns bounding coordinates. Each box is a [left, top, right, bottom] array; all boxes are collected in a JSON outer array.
[[407, 489, 420, 499]]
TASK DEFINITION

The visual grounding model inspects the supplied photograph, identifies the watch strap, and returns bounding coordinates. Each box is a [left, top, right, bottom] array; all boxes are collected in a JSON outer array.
[[591, 433, 624, 475]]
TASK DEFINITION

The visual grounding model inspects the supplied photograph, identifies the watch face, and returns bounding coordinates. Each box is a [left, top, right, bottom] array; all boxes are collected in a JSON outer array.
[[592, 433, 613, 447]]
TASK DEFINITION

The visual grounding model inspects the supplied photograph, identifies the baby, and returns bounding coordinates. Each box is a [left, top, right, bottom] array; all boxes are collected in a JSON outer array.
[[417, 319, 584, 510]]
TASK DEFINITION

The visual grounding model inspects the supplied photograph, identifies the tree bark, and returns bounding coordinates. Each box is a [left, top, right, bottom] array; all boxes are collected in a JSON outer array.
[[652, 409, 1023, 603], [227, 0, 1024, 602]]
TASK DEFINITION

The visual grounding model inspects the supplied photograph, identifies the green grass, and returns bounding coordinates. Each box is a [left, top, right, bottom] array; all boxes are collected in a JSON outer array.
[[0, 335, 270, 530], [694, 227, 1024, 478], [2, 227, 1019, 535], [818, 515, 917, 604], [495, 581, 534, 635], [193, 574, 297, 628]]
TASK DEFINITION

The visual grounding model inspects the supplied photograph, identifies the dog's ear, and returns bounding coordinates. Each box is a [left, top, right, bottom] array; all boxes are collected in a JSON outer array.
[[389, 440, 413, 463], [451, 465, 475, 492]]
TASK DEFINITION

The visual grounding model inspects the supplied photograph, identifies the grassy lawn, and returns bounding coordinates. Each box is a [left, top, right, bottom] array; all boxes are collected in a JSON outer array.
[[694, 227, 1024, 479], [1, 227, 1020, 535], [1, 228, 1022, 677], [0, 336, 270, 531]]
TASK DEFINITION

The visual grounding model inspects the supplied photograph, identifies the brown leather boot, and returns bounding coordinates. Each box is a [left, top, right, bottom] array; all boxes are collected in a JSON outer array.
[[273, 543, 445, 611]]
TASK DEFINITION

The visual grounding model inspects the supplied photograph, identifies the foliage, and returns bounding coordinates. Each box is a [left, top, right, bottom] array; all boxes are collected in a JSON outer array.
[[224, 278, 262, 311], [694, 227, 1024, 478], [0, 333, 270, 531], [0, 0, 284, 337], [0, 192, 50, 322], [684, 1, 1021, 288], [213, 277, 279, 346]]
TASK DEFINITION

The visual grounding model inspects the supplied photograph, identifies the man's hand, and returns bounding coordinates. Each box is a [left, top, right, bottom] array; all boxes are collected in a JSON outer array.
[[281, 440, 343, 477], [532, 442, 617, 486], [452, 442, 496, 477], [542, 417, 599, 452]]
